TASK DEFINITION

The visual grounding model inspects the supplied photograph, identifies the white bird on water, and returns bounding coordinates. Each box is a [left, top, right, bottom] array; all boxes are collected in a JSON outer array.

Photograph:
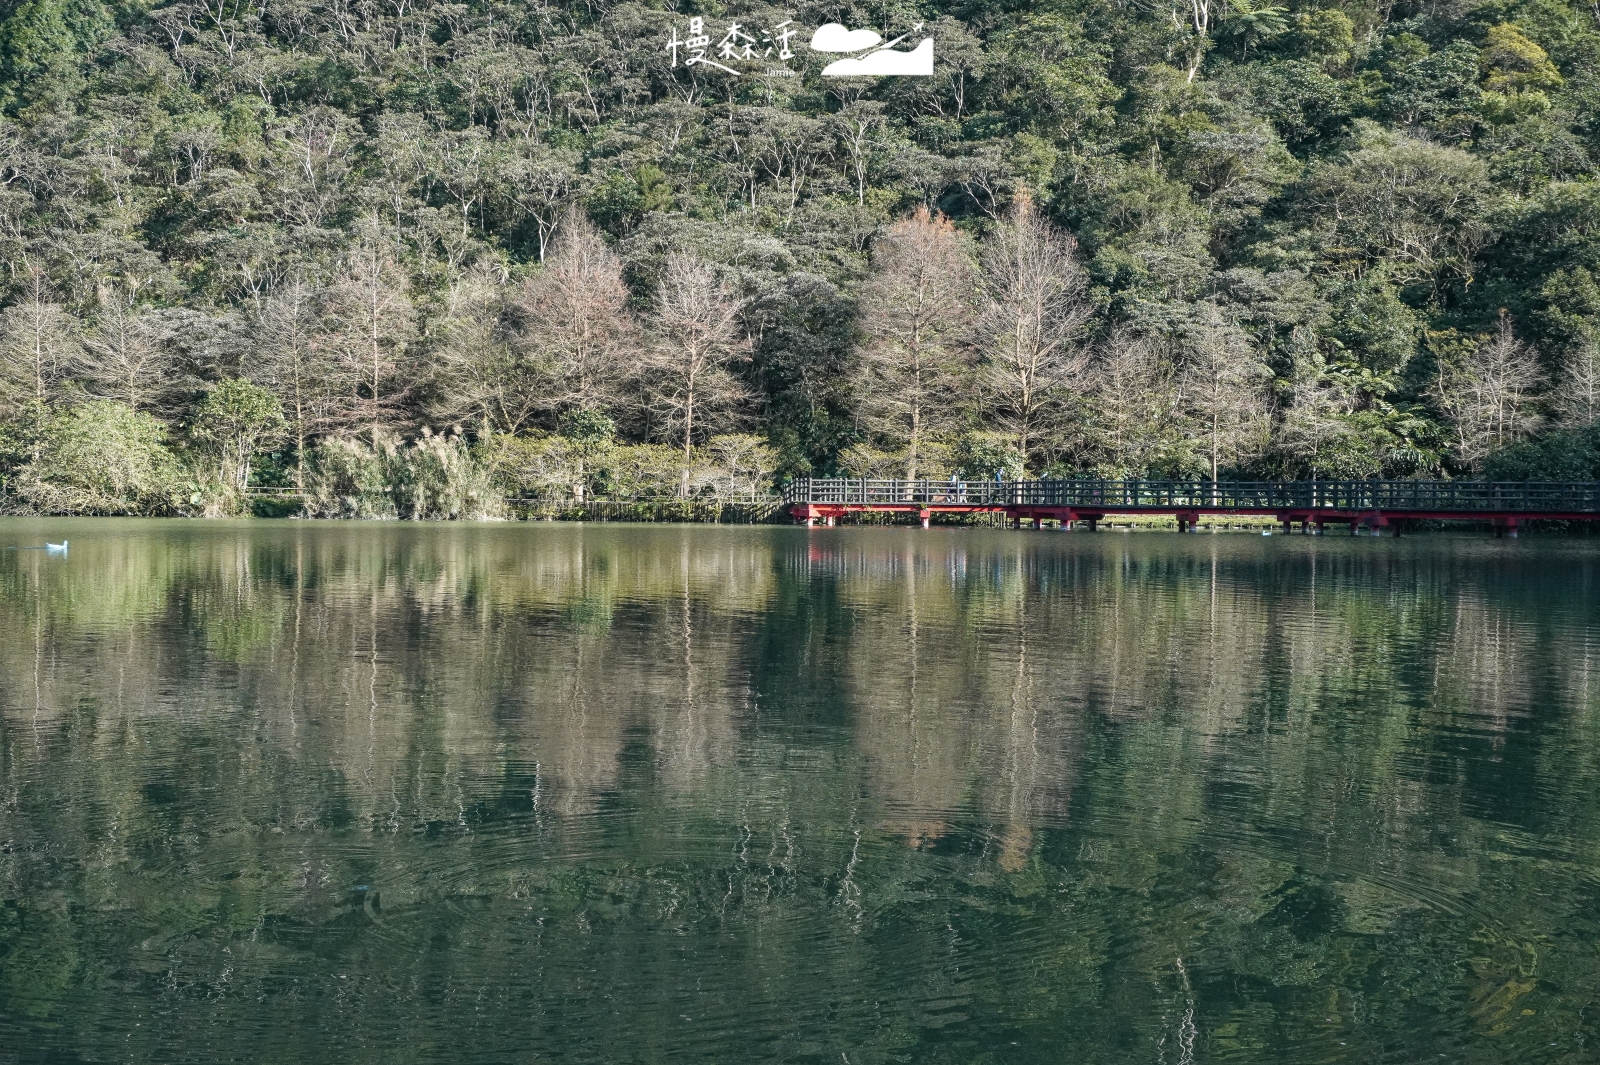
[[7, 539, 70, 553]]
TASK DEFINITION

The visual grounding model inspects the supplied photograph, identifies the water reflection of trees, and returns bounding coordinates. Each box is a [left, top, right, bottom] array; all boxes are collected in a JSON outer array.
[[2, 526, 1599, 1060], [2, 529, 1594, 837]]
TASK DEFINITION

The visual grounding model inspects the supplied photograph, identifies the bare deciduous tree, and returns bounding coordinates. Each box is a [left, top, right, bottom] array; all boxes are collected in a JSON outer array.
[[1552, 336, 1600, 428], [249, 279, 351, 489], [327, 229, 417, 442], [1274, 372, 1361, 479], [271, 108, 355, 229], [832, 102, 885, 207], [429, 264, 535, 434], [510, 212, 637, 422], [646, 251, 752, 492], [974, 197, 1092, 471], [505, 146, 580, 262], [1177, 303, 1272, 482], [1085, 329, 1181, 476], [1432, 313, 1545, 470], [0, 266, 77, 432], [854, 208, 974, 481], [76, 281, 173, 412]]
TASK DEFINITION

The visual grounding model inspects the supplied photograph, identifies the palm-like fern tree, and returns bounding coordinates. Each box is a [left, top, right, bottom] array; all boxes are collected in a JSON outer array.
[[1221, 0, 1289, 58]]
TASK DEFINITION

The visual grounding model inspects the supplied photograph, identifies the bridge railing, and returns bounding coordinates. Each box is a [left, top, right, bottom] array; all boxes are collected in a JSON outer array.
[[782, 478, 1011, 506], [784, 479, 1600, 514]]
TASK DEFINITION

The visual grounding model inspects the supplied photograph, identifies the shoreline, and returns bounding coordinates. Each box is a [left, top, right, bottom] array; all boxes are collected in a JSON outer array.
[[4, 509, 1597, 535]]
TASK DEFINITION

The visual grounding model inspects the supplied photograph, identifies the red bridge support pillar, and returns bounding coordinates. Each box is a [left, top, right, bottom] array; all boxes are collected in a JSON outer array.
[[1354, 511, 1387, 535]]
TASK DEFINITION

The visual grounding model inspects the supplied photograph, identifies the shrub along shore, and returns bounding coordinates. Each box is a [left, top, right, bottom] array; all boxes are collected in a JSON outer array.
[[2, 404, 782, 519]]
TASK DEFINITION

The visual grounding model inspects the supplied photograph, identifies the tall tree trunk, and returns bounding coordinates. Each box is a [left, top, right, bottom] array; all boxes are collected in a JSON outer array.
[[681, 375, 696, 498], [1211, 413, 1220, 483]]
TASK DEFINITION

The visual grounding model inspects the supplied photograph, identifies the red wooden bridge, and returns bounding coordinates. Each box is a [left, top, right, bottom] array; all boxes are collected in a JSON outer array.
[[782, 479, 1600, 535]]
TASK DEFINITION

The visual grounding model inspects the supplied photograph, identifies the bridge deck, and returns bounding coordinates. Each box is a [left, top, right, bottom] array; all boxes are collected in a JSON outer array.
[[782, 479, 1600, 531]]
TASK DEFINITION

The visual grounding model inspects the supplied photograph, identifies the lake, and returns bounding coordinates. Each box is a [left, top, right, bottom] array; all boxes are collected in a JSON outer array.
[[1, 520, 1596, 1063]]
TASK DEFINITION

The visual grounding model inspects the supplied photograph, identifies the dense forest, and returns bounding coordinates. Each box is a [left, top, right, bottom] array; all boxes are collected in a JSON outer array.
[[0, 0, 1599, 516]]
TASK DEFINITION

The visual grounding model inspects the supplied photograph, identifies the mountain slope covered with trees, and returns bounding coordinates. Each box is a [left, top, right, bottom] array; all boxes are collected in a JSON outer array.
[[0, 0, 1598, 515]]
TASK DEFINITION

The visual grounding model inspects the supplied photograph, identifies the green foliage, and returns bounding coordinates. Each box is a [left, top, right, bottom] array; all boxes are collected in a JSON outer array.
[[492, 430, 777, 503], [304, 429, 504, 520], [1284, 10, 1355, 68], [304, 435, 396, 520], [955, 432, 1025, 481], [1220, 0, 1289, 58], [1479, 24, 1564, 95], [1324, 272, 1424, 374], [0, 0, 1591, 501], [1300, 403, 1446, 479], [1375, 35, 1483, 134], [588, 164, 675, 233], [392, 428, 505, 520], [1483, 420, 1600, 478], [190, 378, 287, 503], [5, 399, 184, 514], [558, 407, 616, 451], [0, 0, 112, 108]]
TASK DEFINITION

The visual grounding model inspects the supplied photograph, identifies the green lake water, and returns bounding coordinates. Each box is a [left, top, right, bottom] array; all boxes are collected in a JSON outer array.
[[1, 519, 1597, 1063]]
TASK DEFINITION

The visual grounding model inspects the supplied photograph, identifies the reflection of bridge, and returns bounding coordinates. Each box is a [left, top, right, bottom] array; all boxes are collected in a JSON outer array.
[[782, 479, 1600, 535]]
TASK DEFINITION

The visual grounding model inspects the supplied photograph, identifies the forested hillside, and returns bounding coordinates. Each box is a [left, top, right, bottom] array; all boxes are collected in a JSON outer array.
[[0, 0, 1598, 516]]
